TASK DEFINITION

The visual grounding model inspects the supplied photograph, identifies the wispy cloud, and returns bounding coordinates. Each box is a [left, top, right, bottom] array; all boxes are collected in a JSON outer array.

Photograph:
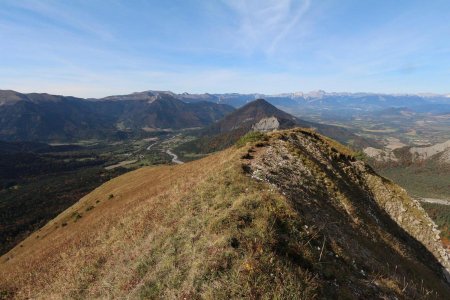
[[221, 0, 311, 55], [4, 0, 115, 41]]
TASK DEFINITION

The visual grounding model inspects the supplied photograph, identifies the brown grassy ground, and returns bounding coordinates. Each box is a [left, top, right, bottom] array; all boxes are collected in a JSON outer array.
[[0, 144, 317, 299], [1, 129, 449, 299]]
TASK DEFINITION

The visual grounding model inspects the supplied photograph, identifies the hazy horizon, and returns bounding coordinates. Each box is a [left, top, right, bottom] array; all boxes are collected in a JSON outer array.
[[3, 88, 450, 100]]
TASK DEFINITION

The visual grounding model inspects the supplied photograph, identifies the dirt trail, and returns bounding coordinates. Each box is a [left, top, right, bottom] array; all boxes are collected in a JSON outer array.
[[166, 149, 183, 164]]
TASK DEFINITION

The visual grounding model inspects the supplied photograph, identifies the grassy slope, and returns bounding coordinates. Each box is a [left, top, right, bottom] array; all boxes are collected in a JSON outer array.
[[0, 137, 175, 256], [2, 147, 312, 298], [1, 130, 449, 299], [0, 166, 126, 255]]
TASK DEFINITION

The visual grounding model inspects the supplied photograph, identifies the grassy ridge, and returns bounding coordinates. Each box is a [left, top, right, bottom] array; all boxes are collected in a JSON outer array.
[[1, 130, 449, 298]]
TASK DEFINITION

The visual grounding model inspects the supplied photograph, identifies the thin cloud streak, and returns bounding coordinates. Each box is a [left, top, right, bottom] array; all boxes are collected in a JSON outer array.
[[221, 0, 312, 55], [6, 0, 115, 41], [268, 0, 311, 54]]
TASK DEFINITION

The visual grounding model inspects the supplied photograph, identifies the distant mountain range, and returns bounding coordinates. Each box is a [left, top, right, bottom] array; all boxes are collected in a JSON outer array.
[[2, 89, 450, 142], [109, 89, 450, 110], [0, 90, 233, 141], [98, 90, 450, 121]]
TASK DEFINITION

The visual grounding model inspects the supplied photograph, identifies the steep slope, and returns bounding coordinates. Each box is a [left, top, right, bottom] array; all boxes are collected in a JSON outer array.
[[0, 90, 234, 141], [98, 91, 234, 129], [206, 99, 300, 133], [1, 129, 449, 299], [109, 95, 234, 130], [0, 140, 125, 257], [177, 99, 375, 154], [0, 91, 116, 141]]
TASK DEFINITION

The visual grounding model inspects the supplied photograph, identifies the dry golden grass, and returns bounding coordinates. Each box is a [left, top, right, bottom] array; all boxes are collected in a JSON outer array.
[[0, 143, 319, 299], [1, 148, 238, 298], [1, 129, 449, 299]]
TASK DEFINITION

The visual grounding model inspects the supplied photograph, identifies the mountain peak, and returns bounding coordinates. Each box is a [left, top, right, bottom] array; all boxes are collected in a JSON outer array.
[[249, 98, 272, 105], [0, 90, 26, 106], [241, 98, 289, 114], [247, 97, 290, 109], [210, 98, 297, 134]]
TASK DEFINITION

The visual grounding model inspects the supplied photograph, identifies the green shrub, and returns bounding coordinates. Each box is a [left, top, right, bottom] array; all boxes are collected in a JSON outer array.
[[354, 150, 367, 161], [235, 131, 268, 148], [0, 290, 13, 300]]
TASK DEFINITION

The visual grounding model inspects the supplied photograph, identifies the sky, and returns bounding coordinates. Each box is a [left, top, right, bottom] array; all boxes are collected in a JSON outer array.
[[1, 0, 450, 98]]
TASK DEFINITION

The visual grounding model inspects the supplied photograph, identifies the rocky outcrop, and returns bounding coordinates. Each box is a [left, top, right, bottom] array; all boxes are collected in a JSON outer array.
[[242, 129, 450, 296], [252, 116, 280, 131], [365, 140, 450, 165], [410, 140, 450, 163], [364, 170, 450, 281], [364, 147, 398, 162]]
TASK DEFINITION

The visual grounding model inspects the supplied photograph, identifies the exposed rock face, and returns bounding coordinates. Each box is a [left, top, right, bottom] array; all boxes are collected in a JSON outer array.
[[364, 171, 450, 280], [365, 139, 450, 165], [410, 140, 450, 163], [243, 129, 450, 294], [363, 147, 398, 162], [440, 148, 450, 164], [252, 116, 280, 131]]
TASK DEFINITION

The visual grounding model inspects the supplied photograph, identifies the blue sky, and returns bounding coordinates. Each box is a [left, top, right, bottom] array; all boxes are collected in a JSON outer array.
[[1, 0, 450, 97]]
